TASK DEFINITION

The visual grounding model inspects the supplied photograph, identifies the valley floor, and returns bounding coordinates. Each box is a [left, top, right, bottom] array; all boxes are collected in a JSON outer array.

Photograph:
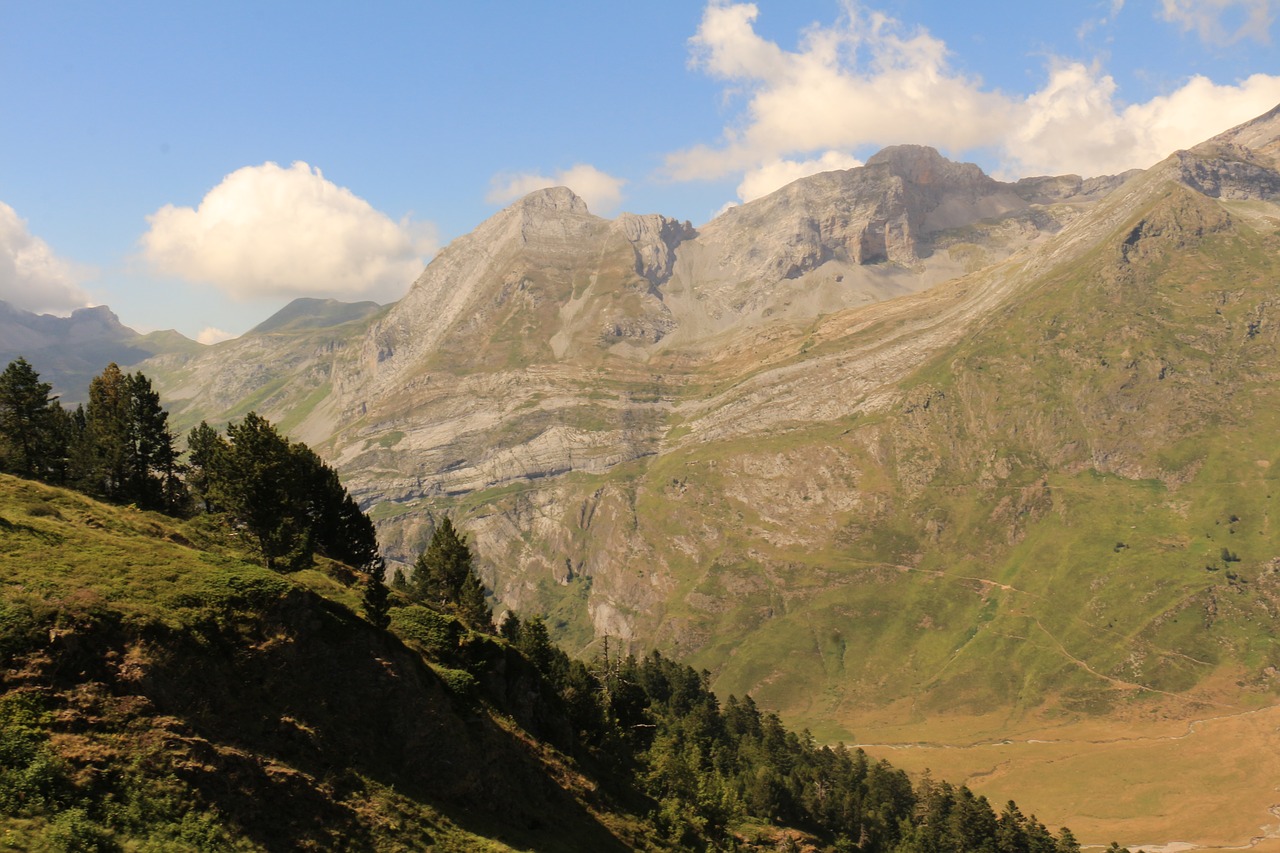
[[854, 702, 1280, 851]]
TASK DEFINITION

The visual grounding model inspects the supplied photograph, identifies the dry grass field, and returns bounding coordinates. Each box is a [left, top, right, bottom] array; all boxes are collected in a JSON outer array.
[[855, 702, 1280, 851]]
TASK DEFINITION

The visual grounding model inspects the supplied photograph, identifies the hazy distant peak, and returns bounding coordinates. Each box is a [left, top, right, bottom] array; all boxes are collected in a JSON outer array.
[[248, 297, 384, 336]]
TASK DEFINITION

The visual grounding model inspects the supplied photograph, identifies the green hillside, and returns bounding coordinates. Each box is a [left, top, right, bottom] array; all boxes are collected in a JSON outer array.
[[1, 473, 1093, 852], [687, 180, 1280, 725], [0, 474, 639, 851]]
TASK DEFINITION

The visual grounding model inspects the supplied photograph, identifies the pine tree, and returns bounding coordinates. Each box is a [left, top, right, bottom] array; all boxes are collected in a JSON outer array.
[[361, 556, 392, 629], [214, 412, 312, 571], [125, 371, 183, 511], [410, 517, 492, 630], [76, 363, 131, 499], [193, 412, 383, 575], [74, 364, 184, 511], [185, 421, 227, 512], [0, 357, 64, 479]]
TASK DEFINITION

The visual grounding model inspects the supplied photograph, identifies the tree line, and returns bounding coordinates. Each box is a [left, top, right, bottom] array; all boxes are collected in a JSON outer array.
[[0, 357, 388, 610], [0, 358, 183, 511], [388, 522, 1096, 852]]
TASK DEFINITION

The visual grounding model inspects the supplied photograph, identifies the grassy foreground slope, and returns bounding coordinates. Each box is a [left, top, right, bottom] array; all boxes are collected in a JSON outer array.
[[0, 474, 641, 851]]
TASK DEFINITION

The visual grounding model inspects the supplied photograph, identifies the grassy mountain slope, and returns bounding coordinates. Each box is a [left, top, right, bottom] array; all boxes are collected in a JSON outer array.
[[0, 474, 645, 851], [145, 301, 389, 445]]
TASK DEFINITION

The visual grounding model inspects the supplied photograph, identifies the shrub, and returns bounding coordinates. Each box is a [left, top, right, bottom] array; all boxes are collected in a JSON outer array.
[[391, 606, 459, 656]]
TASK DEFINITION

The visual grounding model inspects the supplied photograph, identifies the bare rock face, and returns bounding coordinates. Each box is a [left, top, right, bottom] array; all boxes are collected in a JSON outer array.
[[693, 145, 1030, 287], [613, 213, 696, 287], [1013, 171, 1137, 204], [344, 187, 605, 401], [1170, 146, 1280, 200]]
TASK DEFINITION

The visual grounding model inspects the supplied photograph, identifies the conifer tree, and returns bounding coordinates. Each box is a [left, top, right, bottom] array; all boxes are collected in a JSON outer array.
[[0, 357, 64, 479], [74, 363, 184, 511], [214, 412, 311, 571], [361, 556, 392, 629], [185, 421, 227, 512], [126, 371, 183, 510], [191, 412, 383, 575], [410, 517, 492, 630]]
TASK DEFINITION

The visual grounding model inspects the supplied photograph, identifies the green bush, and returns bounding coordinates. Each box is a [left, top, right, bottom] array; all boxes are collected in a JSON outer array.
[[43, 807, 118, 852], [0, 693, 72, 815], [433, 666, 477, 698], [164, 570, 291, 613], [391, 606, 459, 656], [0, 601, 45, 661]]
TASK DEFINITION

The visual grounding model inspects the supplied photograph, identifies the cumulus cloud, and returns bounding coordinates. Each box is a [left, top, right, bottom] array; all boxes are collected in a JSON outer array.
[[737, 151, 864, 202], [0, 202, 92, 315], [486, 164, 626, 214], [196, 327, 235, 345], [141, 162, 436, 303], [1160, 0, 1276, 44], [1008, 66, 1280, 176], [667, 2, 1280, 195]]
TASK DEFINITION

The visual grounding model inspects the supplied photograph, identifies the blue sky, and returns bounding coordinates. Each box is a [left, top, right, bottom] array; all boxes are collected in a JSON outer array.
[[2, 1, 1278, 342]]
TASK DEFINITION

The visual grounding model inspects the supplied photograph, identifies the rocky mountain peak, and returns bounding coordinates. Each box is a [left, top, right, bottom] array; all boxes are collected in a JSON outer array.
[[865, 144, 988, 188], [690, 146, 1032, 288], [1195, 101, 1280, 163], [515, 185, 591, 216]]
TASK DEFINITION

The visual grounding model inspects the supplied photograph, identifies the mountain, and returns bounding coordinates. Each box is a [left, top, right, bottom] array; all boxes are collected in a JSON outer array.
[[0, 301, 201, 404], [247, 297, 384, 335], [142, 107, 1280, 845], [144, 297, 390, 446]]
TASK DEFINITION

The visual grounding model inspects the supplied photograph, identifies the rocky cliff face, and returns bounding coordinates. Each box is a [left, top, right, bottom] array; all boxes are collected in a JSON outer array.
[[152, 145, 1124, 587]]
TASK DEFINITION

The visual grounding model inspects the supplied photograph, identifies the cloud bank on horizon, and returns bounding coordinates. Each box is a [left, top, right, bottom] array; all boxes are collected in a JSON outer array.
[[671, 0, 1280, 203]]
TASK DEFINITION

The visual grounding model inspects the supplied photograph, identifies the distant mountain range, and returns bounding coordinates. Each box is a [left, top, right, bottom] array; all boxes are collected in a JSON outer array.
[[0, 302, 200, 404], [0, 297, 389, 405]]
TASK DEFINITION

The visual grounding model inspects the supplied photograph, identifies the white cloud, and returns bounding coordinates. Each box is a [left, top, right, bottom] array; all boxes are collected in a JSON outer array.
[[486, 164, 626, 214], [0, 202, 92, 315], [737, 151, 863, 201], [1160, 0, 1276, 44], [667, 2, 1280, 189], [141, 162, 436, 303], [667, 3, 1011, 185], [196, 326, 234, 345], [1007, 66, 1280, 176]]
